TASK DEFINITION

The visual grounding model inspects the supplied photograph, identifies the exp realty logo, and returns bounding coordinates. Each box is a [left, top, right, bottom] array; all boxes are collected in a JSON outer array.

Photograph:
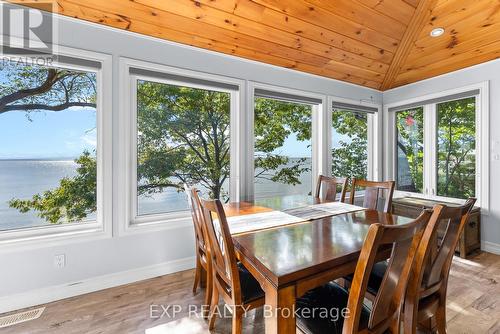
[[0, 1, 57, 64]]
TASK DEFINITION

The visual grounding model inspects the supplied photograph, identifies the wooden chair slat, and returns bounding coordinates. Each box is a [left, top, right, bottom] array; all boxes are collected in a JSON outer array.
[[315, 175, 348, 202], [349, 179, 395, 213]]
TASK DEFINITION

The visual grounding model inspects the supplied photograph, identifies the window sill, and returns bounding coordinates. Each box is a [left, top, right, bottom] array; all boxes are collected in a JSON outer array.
[[0, 221, 111, 253], [121, 212, 192, 236]]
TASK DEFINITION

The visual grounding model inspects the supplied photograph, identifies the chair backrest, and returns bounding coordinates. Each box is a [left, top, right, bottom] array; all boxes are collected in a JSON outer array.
[[343, 209, 433, 334], [315, 175, 348, 202], [403, 198, 476, 333], [349, 179, 395, 213], [422, 198, 476, 288], [185, 185, 208, 254], [200, 198, 242, 304]]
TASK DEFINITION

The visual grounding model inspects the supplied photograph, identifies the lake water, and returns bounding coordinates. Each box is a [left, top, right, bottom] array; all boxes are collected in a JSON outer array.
[[0, 159, 312, 231]]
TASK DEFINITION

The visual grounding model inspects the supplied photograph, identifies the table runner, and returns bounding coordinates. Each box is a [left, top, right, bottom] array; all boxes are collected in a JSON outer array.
[[284, 202, 366, 220], [228, 202, 365, 235], [227, 210, 305, 235]]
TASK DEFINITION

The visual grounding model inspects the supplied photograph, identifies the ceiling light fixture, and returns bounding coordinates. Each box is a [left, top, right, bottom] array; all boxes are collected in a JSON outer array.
[[430, 27, 445, 37]]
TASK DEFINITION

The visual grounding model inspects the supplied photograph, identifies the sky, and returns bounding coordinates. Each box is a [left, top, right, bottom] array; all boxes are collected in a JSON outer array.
[[0, 107, 96, 159], [0, 64, 349, 159], [0, 109, 349, 159], [273, 129, 351, 157]]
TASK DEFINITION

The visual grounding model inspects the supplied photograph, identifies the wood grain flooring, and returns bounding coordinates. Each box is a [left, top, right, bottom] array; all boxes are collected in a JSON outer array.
[[1, 251, 499, 334]]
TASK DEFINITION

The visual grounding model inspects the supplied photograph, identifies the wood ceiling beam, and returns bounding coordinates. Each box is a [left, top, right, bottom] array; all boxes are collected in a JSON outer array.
[[380, 0, 438, 90]]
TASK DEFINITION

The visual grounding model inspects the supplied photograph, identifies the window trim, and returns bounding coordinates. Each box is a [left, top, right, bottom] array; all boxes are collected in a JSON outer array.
[[328, 96, 382, 182], [384, 82, 489, 211], [0, 39, 113, 250], [118, 58, 245, 235], [246, 81, 328, 202]]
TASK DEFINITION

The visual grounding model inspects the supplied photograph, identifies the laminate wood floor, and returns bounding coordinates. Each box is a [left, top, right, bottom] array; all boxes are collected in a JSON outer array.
[[1, 252, 499, 334]]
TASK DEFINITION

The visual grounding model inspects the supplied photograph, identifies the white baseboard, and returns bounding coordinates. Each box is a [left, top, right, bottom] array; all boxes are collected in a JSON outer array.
[[0, 256, 195, 314], [482, 241, 500, 255]]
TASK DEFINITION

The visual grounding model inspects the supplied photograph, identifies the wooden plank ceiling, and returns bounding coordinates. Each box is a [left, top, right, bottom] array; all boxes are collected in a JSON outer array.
[[9, 0, 500, 90]]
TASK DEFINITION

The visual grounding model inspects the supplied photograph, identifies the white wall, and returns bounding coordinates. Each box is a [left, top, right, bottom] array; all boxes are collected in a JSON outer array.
[[0, 6, 381, 311], [383, 59, 500, 253]]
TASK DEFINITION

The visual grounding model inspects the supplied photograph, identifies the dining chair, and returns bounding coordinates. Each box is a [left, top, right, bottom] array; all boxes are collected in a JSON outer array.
[[315, 175, 348, 202], [200, 198, 265, 334], [295, 208, 434, 334], [184, 185, 212, 314], [343, 198, 476, 333], [349, 179, 395, 213], [403, 198, 476, 334]]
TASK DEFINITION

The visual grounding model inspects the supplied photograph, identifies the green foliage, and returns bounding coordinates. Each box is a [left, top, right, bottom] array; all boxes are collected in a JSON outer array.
[[136, 81, 231, 199], [437, 98, 476, 198], [6, 69, 315, 223], [396, 108, 424, 193], [331, 110, 367, 179], [4, 63, 477, 224], [0, 61, 96, 115], [395, 99, 475, 199], [9, 152, 96, 224], [254, 97, 312, 185]]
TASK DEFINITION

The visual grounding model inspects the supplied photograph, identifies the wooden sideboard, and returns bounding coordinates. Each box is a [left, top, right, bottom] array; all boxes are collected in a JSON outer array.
[[392, 196, 481, 258]]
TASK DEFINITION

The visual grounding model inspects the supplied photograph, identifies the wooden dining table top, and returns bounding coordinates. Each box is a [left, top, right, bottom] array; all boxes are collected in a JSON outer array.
[[223, 199, 413, 288]]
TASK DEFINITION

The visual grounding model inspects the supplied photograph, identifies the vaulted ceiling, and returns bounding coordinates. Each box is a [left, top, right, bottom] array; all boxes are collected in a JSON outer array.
[[10, 0, 500, 90]]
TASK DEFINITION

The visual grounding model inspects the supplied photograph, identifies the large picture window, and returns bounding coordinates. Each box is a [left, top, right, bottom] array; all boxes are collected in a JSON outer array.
[[133, 77, 232, 218], [253, 96, 312, 202], [0, 60, 100, 232], [390, 90, 483, 203]]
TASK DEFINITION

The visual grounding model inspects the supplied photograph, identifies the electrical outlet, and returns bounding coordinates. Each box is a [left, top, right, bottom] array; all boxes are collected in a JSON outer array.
[[54, 254, 66, 269]]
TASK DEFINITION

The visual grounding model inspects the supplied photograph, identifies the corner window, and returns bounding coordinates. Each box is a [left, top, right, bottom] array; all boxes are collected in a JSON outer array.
[[390, 89, 484, 204], [436, 97, 476, 199], [395, 107, 424, 193]]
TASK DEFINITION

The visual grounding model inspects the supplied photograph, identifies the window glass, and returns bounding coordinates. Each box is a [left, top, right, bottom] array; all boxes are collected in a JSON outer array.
[[253, 97, 312, 203], [0, 61, 97, 231], [437, 97, 476, 199], [332, 109, 368, 179], [395, 107, 424, 193], [136, 80, 231, 216]]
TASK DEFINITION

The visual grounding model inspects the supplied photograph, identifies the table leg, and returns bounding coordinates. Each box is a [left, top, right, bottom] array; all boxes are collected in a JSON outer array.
[[264, 284, 296, 334]]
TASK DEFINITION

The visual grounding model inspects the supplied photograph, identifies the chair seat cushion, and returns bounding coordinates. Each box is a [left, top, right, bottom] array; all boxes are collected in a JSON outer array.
[[344, 261, 388, 296], [237, 262, 265, 303], [296, 282, 371, 334]]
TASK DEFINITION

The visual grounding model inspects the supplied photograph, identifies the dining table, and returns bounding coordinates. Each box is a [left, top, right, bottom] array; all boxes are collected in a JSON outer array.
[[222, 195, 414, 334]]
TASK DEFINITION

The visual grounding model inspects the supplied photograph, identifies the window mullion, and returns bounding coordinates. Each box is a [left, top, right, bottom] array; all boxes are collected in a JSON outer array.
[[326, 97, 334, 178], [367, 113, 375, 180], [313, 101, 329, 182], [423, 104, 437, 196]]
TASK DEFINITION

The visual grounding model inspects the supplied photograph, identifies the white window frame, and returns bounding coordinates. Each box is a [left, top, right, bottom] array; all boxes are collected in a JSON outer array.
[[246, 81, 327, 202], [384, 82, 489, 211], [0, 39, 113, 250], [328, 96, 382, 182], [118, 58, 244, 235]]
